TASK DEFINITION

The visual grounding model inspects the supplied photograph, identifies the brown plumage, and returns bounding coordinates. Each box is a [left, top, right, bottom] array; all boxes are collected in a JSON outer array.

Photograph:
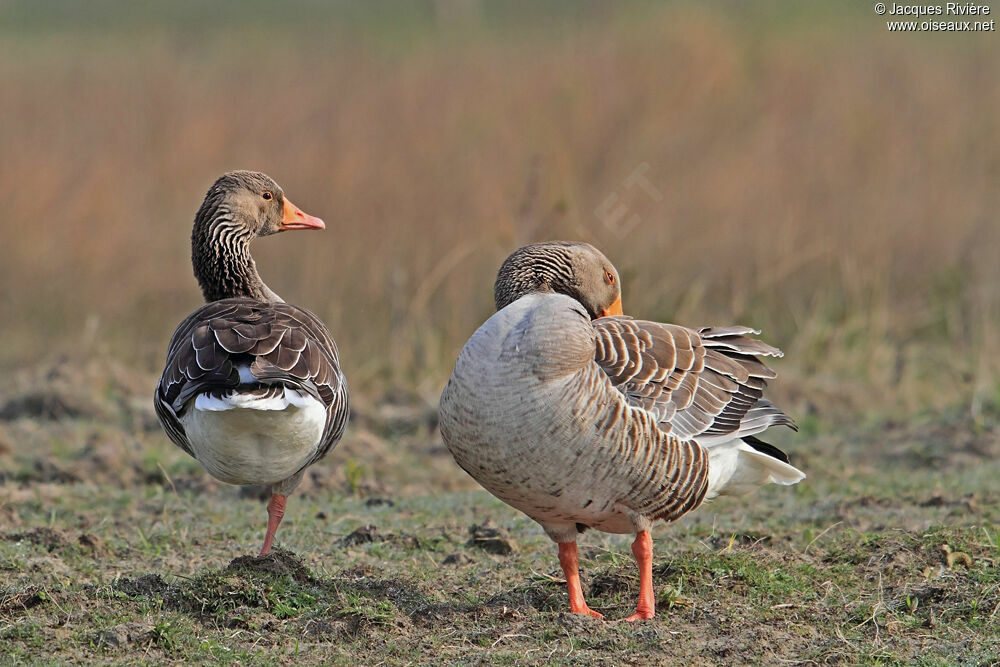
[[439, 241, 803, 621], [593, 319, 795, 440], [155, 300, 348, 465], [154, 171, 349, 556]]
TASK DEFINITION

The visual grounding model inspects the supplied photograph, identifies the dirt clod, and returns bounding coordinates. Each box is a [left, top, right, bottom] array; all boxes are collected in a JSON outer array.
[[12, 460, 81, 485], [442, 552, 474, 566], [467, 521, 515, 555], [6, 527, 67, 552], [341, 524, 380, 546], [91, 623, 155, 648], [77, 533, 107, 554], [487, 583, 557, 611], [339, 564, 376, 579], [301, 619, 348, 638], [92, 628, 123, 648], [709, 533, 771, 550], [227, 548, 313, 583], [114, 574, 172, 597], [557, 611, 605, 632], [390, 533, 420, 549], [0, 391, 99, 421], [589, 571, 632, 596], [0, 587, 48, 613]]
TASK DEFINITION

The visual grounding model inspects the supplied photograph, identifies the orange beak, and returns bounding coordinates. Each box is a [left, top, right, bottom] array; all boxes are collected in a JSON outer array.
[[279, 197, 325, 231], [599, 296, 623, 318]]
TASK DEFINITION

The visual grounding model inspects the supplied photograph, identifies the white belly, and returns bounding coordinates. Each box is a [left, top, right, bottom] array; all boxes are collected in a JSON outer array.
[[179, 388, 326, 486]]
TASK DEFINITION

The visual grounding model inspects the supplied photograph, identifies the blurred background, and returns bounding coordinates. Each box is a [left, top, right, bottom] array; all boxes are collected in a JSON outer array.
[[1, 0, 998, 429]]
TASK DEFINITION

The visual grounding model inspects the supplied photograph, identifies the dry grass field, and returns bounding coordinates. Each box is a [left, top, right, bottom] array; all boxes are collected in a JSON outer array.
[[1, 2, 999, 664]]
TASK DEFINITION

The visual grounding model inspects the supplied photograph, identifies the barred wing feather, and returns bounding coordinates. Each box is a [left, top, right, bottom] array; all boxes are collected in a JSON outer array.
[[592, 318, 795, 442]]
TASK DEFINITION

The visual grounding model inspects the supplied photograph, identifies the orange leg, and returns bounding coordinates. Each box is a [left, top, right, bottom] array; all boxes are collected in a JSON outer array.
[[258, 493, 287, 556], [625, 530, 655, 621], [557, 542, 603, 619]]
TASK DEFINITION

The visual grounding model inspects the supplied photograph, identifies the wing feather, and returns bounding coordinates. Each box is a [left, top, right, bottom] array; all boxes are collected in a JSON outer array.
[[592, 317, 794, 441]]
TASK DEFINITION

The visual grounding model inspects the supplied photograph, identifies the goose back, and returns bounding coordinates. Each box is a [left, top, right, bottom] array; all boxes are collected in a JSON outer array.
[[155, 297, 349, 472]]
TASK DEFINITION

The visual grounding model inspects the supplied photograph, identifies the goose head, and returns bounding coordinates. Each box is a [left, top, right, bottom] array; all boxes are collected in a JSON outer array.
[[190, 171, 325, 303], [195, 170, 325, 239], [493, 241, 623, 319]]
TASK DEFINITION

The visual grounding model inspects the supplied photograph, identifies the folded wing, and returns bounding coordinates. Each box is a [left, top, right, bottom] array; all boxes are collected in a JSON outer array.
[[154, 298, 349, 465], [592, 318, 795, 442]]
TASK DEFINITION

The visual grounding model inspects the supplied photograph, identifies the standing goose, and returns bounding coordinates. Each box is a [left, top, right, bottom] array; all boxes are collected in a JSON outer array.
[[154, 171, 349, 556], [439, 241, 804, 621]]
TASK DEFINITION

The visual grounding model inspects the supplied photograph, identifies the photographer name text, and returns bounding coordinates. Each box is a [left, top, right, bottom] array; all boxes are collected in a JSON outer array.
[[874, 2, 995, 30]]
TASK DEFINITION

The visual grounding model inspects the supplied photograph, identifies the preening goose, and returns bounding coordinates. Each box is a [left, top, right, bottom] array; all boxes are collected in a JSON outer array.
[[439, 241, 804, 621], [154, 171, 349, 555]]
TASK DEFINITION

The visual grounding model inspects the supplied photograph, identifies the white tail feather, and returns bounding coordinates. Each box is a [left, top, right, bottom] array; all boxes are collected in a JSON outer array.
[[704, 440, 806, 499]]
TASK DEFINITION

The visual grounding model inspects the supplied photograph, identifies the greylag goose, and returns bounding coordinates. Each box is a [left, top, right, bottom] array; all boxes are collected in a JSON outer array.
[[439, 241, 804, 621], [154, 171, 349, 555]]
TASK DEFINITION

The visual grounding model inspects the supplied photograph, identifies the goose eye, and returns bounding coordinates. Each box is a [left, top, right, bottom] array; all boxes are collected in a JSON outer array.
[[262, 191, 273, 201], [606, 271, 615, 284]]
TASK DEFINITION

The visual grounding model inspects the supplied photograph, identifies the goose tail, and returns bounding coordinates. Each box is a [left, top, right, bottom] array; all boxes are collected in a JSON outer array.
[[703, 435, 805, 499]]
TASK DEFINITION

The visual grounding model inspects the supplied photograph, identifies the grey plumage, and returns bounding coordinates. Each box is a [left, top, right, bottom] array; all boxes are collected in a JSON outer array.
[[440, 241, 803, 619], [441, 292, 712, 543]]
